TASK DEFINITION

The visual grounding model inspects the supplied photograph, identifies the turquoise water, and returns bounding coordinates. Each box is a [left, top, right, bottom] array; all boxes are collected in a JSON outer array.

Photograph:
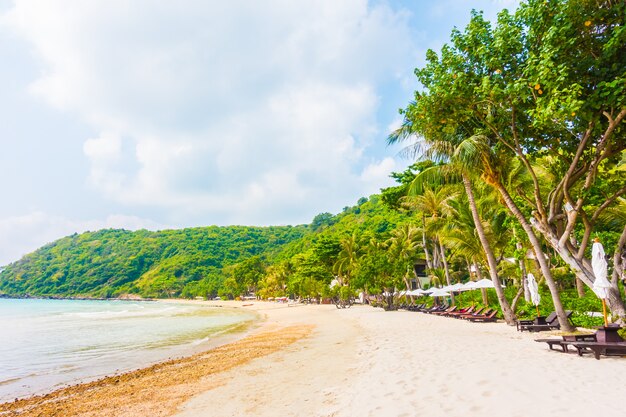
[[0, 298, 256, 402]]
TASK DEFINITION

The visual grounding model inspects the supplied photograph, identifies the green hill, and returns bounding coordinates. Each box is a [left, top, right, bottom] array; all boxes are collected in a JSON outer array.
[[0, 225, 308, 299], [0, 192, 412, 300]]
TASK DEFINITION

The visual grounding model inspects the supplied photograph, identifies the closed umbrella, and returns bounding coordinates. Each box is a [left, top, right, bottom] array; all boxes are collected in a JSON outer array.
[[592, 240, 611, 327], [527, 273, 540, 317]]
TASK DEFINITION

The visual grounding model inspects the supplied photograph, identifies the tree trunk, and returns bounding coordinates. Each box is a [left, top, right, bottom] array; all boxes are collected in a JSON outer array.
[[412, 266, 423, 289], [613, 225, 626, 286], [462, 174, 516, 324], [571, 235, 586, 298], [439, 241, 455, 305], [575, 277, 586, 298], [494, 182, 574, 331], [421, 215, 433, 270], [534, 221, 626, 322], [402, 275, 413, 304], [610, 225, 626, 323], [516, 242, 531, 302], [511, 287, 525, 313]]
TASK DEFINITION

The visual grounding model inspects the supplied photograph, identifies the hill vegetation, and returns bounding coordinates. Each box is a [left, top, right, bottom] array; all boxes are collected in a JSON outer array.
[[0, 226, 308, 299]]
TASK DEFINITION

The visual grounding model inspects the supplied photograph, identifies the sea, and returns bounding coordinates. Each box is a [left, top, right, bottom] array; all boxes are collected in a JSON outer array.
[[0, 298, 257, 402]]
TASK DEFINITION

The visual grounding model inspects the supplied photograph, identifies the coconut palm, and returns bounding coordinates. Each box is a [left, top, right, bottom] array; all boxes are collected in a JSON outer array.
[[388, 132, 517, 325], [333, 232, 361, 287], [402, 185, 458, 289], [387, 224, 422, 293]]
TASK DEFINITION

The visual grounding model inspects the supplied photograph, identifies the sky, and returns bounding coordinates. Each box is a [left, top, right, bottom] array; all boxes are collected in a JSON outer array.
[[0, 0, 520, 265]]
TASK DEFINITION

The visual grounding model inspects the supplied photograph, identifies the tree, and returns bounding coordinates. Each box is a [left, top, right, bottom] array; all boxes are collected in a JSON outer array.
[[387, 224, 422, 293], [392, 0, 626, 327], [333, 233, 361, 286]]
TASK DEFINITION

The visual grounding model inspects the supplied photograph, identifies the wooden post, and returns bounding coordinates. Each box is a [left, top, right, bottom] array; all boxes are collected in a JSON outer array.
[[602, 299, 609, 327]]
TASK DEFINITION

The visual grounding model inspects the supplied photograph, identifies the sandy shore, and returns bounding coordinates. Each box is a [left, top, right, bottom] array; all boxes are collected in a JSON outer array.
[[2, 301, 626, 417]]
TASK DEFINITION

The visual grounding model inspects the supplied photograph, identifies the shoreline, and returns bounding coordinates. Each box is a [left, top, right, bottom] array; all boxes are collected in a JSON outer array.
[[3, 302, 626, 417], [0, 294, 156, 301], [0, 301, 311, 416], [0, 299, 260, 404]]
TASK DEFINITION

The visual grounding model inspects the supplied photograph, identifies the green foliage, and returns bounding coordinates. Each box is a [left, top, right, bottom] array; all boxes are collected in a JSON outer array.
[[0, 226, 307, 299]]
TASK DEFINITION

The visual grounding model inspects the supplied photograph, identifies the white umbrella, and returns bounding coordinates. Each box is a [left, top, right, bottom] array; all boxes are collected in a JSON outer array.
[[473, 278, 496, 289], [429, 289, 451, 297], [592, 240, 611, 326], [409, 289, 428, 296], [460, 281, 476, 291], [527, 273, 540, 316]]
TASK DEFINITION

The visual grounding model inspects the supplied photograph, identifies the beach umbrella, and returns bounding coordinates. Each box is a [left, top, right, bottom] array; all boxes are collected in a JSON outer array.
[[592, 240, 611, 327], [429, 289, 451, 297], [441, 283, 464, 293], [472, 278, 496, 289], [527, 273, 540, 317]]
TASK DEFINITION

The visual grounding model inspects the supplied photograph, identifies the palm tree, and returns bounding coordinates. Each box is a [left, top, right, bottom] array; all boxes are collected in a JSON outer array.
[[402, 186, 458, 290], [333, 233, 360, 287], [387, 224, 421, 293], [388, 134, 517, 325], [456, 136, 574, 330]]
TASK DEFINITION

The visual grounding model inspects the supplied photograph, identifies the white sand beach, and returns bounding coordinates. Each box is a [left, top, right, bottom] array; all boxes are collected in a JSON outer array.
[[176, 302, 626, 417], [3, 301, 625, 417]]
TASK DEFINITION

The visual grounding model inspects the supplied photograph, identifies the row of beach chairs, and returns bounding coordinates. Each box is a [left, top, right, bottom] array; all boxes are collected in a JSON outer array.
[[400, 304, 499, 322]]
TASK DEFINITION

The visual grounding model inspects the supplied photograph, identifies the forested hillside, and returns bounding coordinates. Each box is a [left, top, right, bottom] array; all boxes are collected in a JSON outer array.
[[0, 193, 413, 300], [0, 226, 308, 298]]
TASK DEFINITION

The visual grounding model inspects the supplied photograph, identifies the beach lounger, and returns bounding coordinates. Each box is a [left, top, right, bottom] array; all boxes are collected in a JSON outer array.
[[432, 306, 457, 316], [567, 341, 626, 360], [424, 304, 448, 314], [454, 306, 485, 319], [535, 333, 597, 353], [518, 311, 573, 332], [523, 311, 573, 332], [466, 310, 498, 322], [446, 306, 476, 318], [459, 308, 492, 320], [517, 311, 557, 331], [536, 326, 626, 359], [442, 306, 472, 317]]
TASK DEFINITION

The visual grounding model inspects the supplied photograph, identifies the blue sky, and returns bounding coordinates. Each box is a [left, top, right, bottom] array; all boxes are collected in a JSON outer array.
[[0, 0, 519, 265]]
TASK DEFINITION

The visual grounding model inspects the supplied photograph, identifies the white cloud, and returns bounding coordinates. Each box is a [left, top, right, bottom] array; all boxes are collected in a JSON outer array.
[[0, 212, 169, 265], [2, 0, 416, 226], [360, 157, 397, 187]]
